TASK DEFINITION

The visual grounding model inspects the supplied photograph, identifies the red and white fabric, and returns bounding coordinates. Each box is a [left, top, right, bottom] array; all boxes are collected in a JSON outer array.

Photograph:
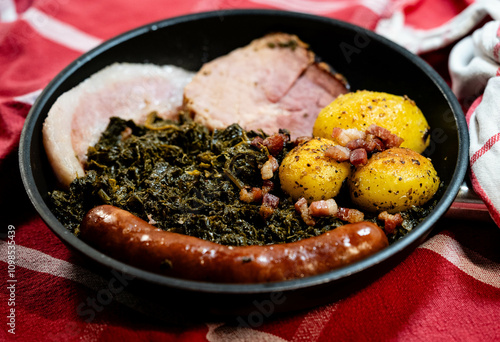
[[448, 19, 500, 226], [1, 1, 499, 341], [375, 0, 500, 54]]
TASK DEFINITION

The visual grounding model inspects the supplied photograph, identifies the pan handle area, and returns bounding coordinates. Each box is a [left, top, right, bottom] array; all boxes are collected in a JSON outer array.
[[446, 181, 491, 221]]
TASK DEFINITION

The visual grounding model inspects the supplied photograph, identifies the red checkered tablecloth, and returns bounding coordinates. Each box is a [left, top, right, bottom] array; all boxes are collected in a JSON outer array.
[[1, 1, 499, 341]]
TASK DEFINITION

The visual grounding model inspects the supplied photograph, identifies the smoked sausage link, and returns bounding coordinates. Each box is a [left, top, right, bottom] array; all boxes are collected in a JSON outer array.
[[80, 205, 389, 283]]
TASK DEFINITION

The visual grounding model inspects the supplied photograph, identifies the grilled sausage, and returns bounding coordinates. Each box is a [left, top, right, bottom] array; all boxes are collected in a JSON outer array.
[[80, 205, 389, 283]]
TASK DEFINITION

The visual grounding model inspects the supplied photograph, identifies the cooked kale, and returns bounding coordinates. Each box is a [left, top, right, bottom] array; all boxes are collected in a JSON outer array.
[[49, 113, 433, 246]]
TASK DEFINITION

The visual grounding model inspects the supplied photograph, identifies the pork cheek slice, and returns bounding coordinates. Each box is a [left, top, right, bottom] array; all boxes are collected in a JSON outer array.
[[43, 63, 194, 188], [183, 33, 348, 139]]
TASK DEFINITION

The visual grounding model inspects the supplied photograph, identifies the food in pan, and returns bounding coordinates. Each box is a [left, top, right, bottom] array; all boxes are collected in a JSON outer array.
[[313, 90, 431, 153], [42, 63, 194, 188], [45, 33, 440, 283], [51, 115, 359, 246], [81, 205, 388, 283], [348, 147, 440, 213], [183, 32, 348, 140], [279, 137, 351, 202]]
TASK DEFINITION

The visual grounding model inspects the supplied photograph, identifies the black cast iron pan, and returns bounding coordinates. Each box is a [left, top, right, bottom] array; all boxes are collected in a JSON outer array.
[[19, 9, 468, 318]]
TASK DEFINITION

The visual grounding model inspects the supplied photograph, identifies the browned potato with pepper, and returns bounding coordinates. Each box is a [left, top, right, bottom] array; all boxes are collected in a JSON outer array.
[[313, 90, 430, 153], [348, 147, 439, 213], [279, 137, 350, 202]]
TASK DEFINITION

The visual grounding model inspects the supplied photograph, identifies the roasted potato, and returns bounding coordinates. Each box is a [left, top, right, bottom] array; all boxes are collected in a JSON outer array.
[[279, 137, 350, 202], [313, 90, 430, 153], [348, 147, 439, 213]]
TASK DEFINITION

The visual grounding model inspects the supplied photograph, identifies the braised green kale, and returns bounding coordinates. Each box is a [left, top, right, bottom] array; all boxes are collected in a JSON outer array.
[[50, 114, 434, 246], [49, 114, 347, 246]]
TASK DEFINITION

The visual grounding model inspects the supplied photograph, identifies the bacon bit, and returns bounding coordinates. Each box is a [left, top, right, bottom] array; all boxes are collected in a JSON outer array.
[[250, 136, 265, 149], [337, 207, 364, 223], [278, 129, 291, 142], [261, 155, 279, 180], [294, 136, 312, 146], [324, 145, 350, 162], [378, 211, 403, 234], [263, 133, 287, 156], [332, 127, 366, 146], [294, 197, 307, 212], [364, 134, 385, 152], [384, 133, 405, 149], [346, 136, 384, 153], [239, 187, 263, 203], [309, 199, 338, 217], [367, 124, 391, 140], [350, 148, 368, 166], [261, 180, 274, 194], [329, 125, 403, 167], [345, 138, 366, 150], [331, 127, 349, 146], [294, 197, 316, 226], [263, 193, 279, 207], [147, 213, 157, 225], [121, 127, 133, 140], [259, 206, 274, 221], [367, 124, 404, 148], [260, 193, 280, 220]]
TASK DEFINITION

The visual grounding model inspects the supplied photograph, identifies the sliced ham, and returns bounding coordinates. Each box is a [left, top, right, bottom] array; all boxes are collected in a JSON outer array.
[[43, 63, 194, 188], [183, 33, 348, 139]]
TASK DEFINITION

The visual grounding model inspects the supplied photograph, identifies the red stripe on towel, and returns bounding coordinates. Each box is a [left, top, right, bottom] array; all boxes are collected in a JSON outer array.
[[469, 167, 500, 226], [470, 133, 500, 166]]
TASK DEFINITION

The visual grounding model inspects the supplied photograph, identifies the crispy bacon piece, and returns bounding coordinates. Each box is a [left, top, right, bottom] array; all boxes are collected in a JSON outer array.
[[349, 148, 368, 166], [278, 128, 291, 140], [261, 155, 279, 180], [364, 134, 385, 152], [345, 138, 366, 151], [367, 124, 404, 148], [331, 127, 347, 145], [120, 127, 133, 141], [384, 134, 405, 149], [261, 180, 274, 194], [263, 133, 287, 156], [346, 137, 384, 153], [329, 125, 404, 168], [331, 127, 366, 146], [294, 136, 312, 146], [309, 199, 338, 217], [337, 207, 364, 223], [367, 124, 391, 140], [260, 193, 280, 220], [240, 187, 263, 203], [147, 213, 157, 225], [324, 145, 350, 162], [378, 211, 403, 234], [294, 197, 316, 226], [250, 136, 265, 149]]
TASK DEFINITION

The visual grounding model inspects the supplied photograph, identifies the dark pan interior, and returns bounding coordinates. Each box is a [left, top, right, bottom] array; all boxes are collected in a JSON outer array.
[[20, 10, 468, 316]]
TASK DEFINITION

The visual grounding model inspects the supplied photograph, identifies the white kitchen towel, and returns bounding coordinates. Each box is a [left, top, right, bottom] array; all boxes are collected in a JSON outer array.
[[449, 20, 500, 99], [449, 20, 500, 226]]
